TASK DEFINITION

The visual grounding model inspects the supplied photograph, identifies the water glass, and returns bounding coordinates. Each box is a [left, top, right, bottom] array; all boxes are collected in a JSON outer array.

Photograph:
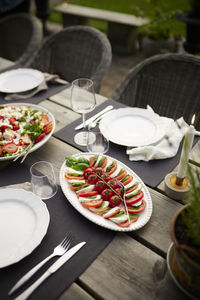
[[30, 161, 57, 200], [87, 124, 109, 154]]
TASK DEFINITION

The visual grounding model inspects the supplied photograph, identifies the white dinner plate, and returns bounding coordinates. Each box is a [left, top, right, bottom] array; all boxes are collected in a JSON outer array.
[[60, 153, 153, 232], [0, 103, 55, 162], [99, 107, 166, 147], [0, 188, 50, 268], [0, 68, 44, 93]]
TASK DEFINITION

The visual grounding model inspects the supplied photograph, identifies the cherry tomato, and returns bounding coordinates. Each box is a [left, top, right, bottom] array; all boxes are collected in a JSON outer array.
[[109, 195, 122, 207], [95, 167, 104, 177], [87, 173, 98, 184], [101, 189, 113, 201], [95, 180, 106, 193], [107, 179, 119, 190], [101, 173, 111, 182], [83, 167, 94, 179], [115, 187, 123, 197]]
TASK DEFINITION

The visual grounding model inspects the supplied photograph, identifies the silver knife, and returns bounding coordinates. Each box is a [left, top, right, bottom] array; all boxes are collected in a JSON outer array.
[[13, 242, 86, 300], [75, 105, 113, 130]]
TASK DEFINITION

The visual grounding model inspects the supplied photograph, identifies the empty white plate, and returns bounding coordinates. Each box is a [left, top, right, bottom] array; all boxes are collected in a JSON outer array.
[[0, 188, 50, 268], [0, 68, 44, 93], [99, 107, 166, 147]]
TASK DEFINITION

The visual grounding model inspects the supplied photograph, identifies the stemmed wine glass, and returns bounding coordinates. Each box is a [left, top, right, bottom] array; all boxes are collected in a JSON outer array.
[[71, 78, 96, 146]]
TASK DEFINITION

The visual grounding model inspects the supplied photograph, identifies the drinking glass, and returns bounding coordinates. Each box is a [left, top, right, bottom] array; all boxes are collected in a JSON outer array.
[[87, 124, 109, 154], [30, 161, 57, 200], [71, 78, 96, 146]]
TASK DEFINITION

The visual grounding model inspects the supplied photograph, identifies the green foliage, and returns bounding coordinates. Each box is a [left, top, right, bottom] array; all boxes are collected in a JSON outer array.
[[132, 0, 182, 40], [183, 165, 200, 247]]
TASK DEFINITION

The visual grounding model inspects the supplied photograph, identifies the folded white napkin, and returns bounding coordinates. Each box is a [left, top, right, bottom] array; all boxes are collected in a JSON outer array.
[[127, 106, 189, 161]]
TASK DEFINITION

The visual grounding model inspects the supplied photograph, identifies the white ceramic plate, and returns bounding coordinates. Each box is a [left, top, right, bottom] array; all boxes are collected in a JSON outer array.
[[0, 68, 44, 93], [0, 188, 50, 268], [60, 153, 153, 232], [0, 103, 55, 162], [99, 107, 166, 147]]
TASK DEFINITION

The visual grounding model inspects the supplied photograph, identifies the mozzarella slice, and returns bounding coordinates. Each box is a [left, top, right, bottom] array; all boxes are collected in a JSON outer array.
[[76, 185, 95, 194], [65, 167, 83, 175], [110, 214, 128, 224], [79, 195, 101, 202]]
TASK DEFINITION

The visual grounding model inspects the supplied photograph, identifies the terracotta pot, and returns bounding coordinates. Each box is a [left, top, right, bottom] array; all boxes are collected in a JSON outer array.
[[170, 205, 200, 298]]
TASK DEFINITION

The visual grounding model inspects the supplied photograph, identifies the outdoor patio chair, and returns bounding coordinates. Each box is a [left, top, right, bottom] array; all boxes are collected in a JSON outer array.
[[0, 13, 43, 66], [112, 53, 200, 125], [25, 25, 112, 93]]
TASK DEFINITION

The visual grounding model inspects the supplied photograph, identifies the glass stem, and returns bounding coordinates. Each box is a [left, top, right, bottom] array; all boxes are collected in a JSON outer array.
[[82, 113, 86, 129]]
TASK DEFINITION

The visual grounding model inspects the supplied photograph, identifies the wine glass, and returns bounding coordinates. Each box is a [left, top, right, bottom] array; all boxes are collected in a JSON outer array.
[[71, 78, 96, 146], [87, 123, 109, 154]]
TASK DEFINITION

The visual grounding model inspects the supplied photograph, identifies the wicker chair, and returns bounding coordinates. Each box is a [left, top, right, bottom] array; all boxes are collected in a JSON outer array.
[[0, 13, 43, 66], [26, 25, 112, 93], [112, 53, 200, 125]]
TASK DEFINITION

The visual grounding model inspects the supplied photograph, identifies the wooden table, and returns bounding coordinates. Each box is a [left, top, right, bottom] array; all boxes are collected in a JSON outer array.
[[1, 59, 198, 300]]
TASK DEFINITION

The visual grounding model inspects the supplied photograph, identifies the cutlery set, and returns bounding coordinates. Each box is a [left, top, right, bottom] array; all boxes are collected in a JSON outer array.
[[9, 234, 86, 300]]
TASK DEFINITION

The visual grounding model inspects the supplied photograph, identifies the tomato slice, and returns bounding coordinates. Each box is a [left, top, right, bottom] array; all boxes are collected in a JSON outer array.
[[104, 207, 121, 219], [127, 200, 146, 213], [44, 121, 53, 134], [100, 156, 108, 169], [65, 174, 84, 180], [115, 169, 127, 180], [78, 191, 98, 197], [107, 161, 117, 175], [89, 157, 95, 167], [82, 199, 103, 208], [122, 175, 133, 186], [117, 216, 139, 227], [39, 115, 49, 125], [125, 183, 139, 194], [2, 142, 18, 153], [126, 191, 144, 206]]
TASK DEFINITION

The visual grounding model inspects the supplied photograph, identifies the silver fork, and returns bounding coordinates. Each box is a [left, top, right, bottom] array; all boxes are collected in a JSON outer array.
[[8, 233, 73, 295], [117, 180, 130, 226]]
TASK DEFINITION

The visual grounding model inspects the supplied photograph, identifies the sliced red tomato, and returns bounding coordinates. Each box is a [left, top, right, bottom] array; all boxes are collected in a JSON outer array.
[[39, 115, 49, 125], [104, 207, 121, 219], [118, 216, 139, 227], [126, 191, 144, 206], [78, 191, 98, 197], [125, 183, 139, 194], [43, 121, 53, 134], [82, 199, 103, 208], [35, 133, 46, 143], [127, 200, 146, 213], [99, 156, 108, 169], [89, 157, 95, 167], [107, 161, 117, 175], [2, 142, 18, 153], [122, 175, 133, 186], [115, 169, 127, 180], [65, 174, 84, 180], [89, 202, 109, 214]]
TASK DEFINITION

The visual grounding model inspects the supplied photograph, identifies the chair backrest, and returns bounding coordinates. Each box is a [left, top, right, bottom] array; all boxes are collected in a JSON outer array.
[[0, 13, 43, 65], [112, 53, 200, 126], [26, 25, 112, 93]]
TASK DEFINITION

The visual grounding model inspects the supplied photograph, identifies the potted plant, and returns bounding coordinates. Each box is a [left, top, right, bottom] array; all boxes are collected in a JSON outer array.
[[133, 0, 182, 57], [169, 165, 200, 298]]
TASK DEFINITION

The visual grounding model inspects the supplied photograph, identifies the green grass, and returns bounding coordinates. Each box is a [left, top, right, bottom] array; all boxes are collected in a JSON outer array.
[[49, 0, 191, 37]]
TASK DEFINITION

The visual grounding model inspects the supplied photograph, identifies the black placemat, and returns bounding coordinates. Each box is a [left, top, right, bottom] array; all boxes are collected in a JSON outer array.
[[0, 83, 70, 105], [0, 162, 115, 300], [53, 99, 199, 188]]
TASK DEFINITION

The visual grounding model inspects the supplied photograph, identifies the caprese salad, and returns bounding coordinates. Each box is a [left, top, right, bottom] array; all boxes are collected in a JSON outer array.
[[64, 154, 146, 228], [0, 105, 53, 158]]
